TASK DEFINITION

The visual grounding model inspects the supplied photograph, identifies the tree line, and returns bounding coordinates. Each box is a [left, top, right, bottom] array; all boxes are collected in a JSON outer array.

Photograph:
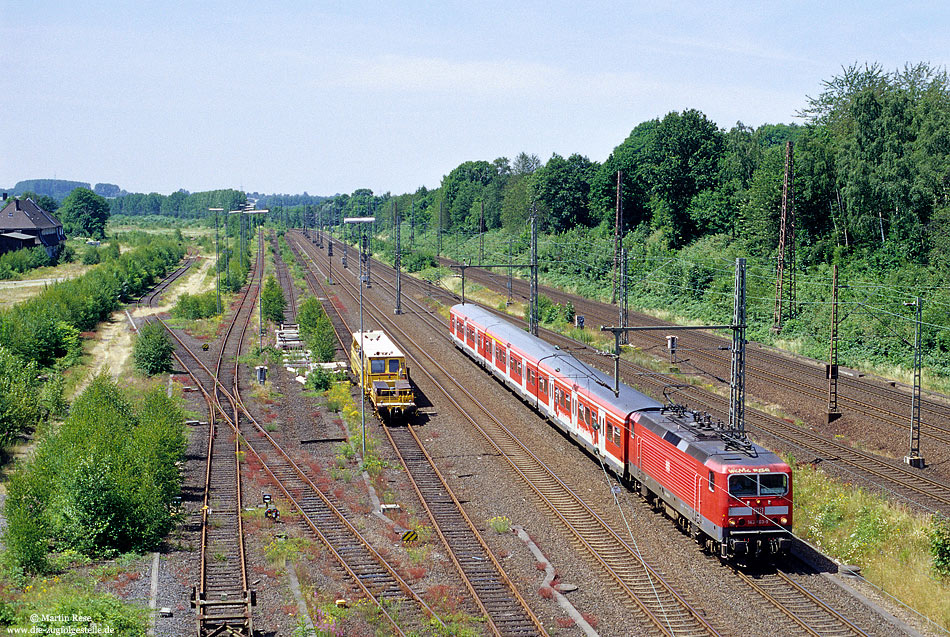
[[301, 63, 950, 278]]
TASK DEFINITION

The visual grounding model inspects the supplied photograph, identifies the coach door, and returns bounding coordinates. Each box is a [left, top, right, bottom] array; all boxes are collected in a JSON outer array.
[[510, 354, 522, 386], [604, 414, 622, 460], [494, 342, 507, 374], [477, 331, 490, 360], [526, 364, 538, 398], [537, 374, 550, 411], [553, 381, 571, 423]]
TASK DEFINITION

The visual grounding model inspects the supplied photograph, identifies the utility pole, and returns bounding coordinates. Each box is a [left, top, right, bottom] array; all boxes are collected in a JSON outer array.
[[904, 297, 925, 468], [394, 201, 401, 314], [343, 221, 349, 270], [772, 141, 796, 332], [364, 225, 372, 288], [529, 203, 539, 336], [437, 199, 443, 257], [317, 206, 323, 247], [827, 264, 841, 423], [619, 248, 628, 345], [507, 237, 513, 306], [327, 239, 334, 285], [613, 170, 622, 304], [479, 200, 485, 263], [729, 258, 747, 434], [210, 208, 223, 313]]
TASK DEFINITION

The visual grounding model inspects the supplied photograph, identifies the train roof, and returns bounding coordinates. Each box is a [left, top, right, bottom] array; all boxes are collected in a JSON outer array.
[[352, 330, 404, 358], [453, 304, 786, 470], [452, 304, 661, 413]]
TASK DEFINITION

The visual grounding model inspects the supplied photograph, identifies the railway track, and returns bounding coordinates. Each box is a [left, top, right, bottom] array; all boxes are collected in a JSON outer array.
[[134, 252, 253, 635], [136, 256, 194, 306], [289, 230, 719, 637], [446, 255, 950, 458], [363, 241, 950, 514], [286, 233, 547, 636], [294, 230, 885, 636], [734, 568, 868, 637], [272, 233, 298, 323], [161, 232, 445, 635]]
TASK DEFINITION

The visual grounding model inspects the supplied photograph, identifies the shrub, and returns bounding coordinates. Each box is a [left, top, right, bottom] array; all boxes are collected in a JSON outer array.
[[260, 275, 287, 324], [171, 291, 219, 320], [298, 297, 336, 362], [932, 515, 950, 577], [404, 251, 437, 273], [3, 376, 186, 570], [80, 246, 100, 265], [133, 321, 174, 375], [305, 366, 334, 391], [0, 346, 43, 444]]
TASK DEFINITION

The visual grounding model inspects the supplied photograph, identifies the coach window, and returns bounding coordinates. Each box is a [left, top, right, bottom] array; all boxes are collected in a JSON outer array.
[[388, 359, 400, 373], [371, 359, 385, 374]]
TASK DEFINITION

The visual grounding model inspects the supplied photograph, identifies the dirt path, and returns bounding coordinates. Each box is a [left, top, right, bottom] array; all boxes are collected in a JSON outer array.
[[72, 257, 214, 397]]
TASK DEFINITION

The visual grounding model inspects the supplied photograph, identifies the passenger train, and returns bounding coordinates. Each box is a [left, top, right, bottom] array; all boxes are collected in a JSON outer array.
[[450, 303, 792, 558]]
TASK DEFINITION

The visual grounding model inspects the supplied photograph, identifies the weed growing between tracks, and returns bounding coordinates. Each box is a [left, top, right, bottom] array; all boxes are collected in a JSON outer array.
[[791, 458, 950, 629]]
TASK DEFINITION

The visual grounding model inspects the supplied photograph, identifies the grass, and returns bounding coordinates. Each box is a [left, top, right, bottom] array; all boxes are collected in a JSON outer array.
[[0, 565, 149, 635], [791, 458, 950, 630]]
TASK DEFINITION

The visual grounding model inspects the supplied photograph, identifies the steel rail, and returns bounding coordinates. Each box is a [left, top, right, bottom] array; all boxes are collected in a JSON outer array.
[[161, 233, 441, 635], [289, 231, 719, 637], [734, 568, 869, 637]]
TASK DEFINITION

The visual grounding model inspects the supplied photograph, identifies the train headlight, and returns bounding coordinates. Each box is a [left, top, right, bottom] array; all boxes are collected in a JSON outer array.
[[728, 518, 736, 527], [780, 516, 788, 525]]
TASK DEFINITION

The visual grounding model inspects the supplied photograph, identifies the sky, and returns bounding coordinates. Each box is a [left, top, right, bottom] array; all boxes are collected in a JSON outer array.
[[2, 1, 948, 197]]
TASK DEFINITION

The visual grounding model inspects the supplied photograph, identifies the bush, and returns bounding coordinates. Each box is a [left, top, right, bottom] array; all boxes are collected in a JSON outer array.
[[404, 250, 437, 273], [933, 515, 950, 577], [80, 246, 100, 265], [305, 366, 344, 391], [260, 275, 287, 324], [0, 346, 43, 444], [171, 291, 218, 320], [3, 376, 186, 570], [133, 322, 174, 375], [0, 238, 184, 368], [298, 297, 336, 362]]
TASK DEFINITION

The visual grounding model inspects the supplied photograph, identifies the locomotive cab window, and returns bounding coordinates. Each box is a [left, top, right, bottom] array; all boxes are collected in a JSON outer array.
[[728, 474, 757, 497], [708, 471, 715, 493], [388, 359, 400, 373], [760, 473, 788, 496], [371, 359, 385, 374]]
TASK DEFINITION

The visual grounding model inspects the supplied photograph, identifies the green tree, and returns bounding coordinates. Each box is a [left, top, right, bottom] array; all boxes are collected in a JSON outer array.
[[0, 346, 43, 445], [260, 275, 287, 324], [133, 321, 174, 375], [298, 297, 336, 362], [644, 109, 725, 247], [535, 153, 598, 232], [58, 187, 111, 238]]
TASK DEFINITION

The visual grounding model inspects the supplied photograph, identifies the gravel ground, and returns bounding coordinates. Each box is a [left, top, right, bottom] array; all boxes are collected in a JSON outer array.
[[315, 244, 933, 637], [150, 237, 937, 637]]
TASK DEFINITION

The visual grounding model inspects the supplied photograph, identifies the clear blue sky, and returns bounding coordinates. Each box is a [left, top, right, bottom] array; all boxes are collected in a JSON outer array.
[[2, 1, 946, 197]]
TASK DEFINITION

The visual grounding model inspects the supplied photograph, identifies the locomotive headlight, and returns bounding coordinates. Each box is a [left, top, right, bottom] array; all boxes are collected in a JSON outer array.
[[728, 519, 736, 527], [780, 516, 788, 525]]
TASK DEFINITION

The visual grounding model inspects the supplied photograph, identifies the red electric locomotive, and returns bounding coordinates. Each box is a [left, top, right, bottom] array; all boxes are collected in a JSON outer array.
[[450, 303, 792, 558]]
